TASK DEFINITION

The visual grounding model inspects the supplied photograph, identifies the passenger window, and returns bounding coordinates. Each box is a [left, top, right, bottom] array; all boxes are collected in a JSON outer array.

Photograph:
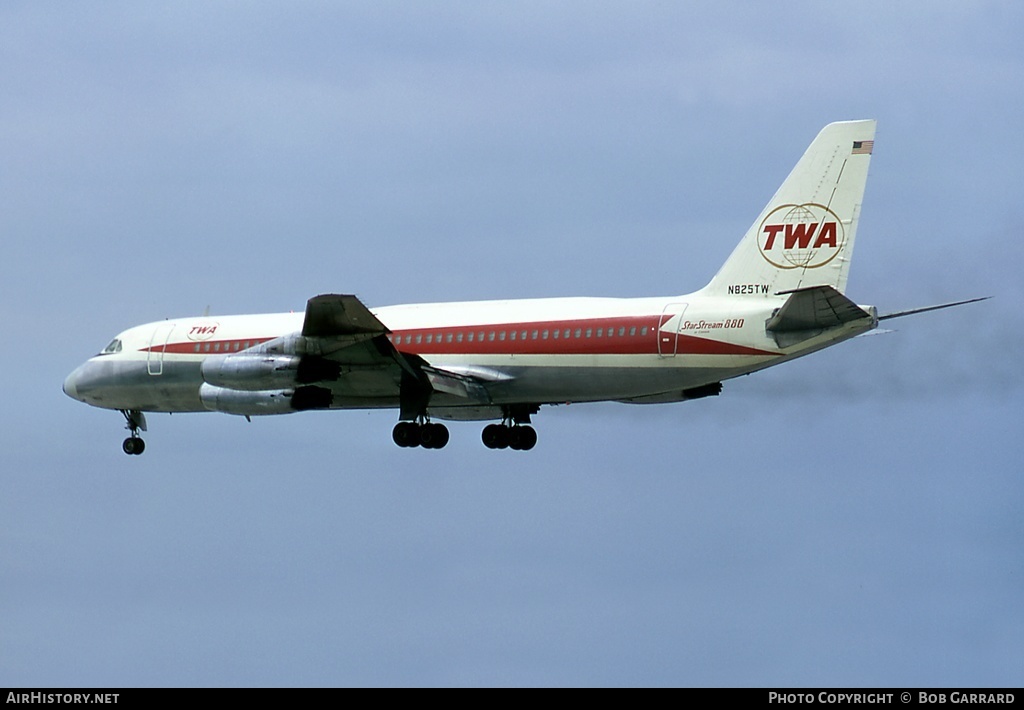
[[531, 330, 539, 339], [521, 331, 528, 340], [415, 334, 422, 344], [641, 327, 648, 336], [574, 328, 582, 338], [194, 344, 201, 353], [456, 333, 463, 343], [618, 326, 626, 336], [446, 333, 453, 343], [542, 330, 549, 339], [597, 328, 603, 337], [499, 331, 506, 341], [629, 326, 637, 336], [478, 332, 484, 342], [510, 331, 517, 341], [553, 329, 559, 339], [488, 332, 495, 341], [585, 328, 592, 338]]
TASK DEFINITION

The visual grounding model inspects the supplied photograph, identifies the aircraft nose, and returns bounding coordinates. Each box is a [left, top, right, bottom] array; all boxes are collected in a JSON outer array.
[[63, 366, 83, 401]]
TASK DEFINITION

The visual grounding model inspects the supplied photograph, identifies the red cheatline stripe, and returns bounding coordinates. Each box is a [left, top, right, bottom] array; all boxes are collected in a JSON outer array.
[[141, 338, 273, 355], [389, 315, 774, 356], [140, 315, 776, 357]]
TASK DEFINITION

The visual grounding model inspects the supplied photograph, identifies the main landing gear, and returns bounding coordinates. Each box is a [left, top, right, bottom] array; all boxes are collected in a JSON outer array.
[[392, 420, 450, 449], [481, 405, 539, 451], [391, 414, 539, 451], [120, 409, 147, 456], [481, 423, 537, 451]]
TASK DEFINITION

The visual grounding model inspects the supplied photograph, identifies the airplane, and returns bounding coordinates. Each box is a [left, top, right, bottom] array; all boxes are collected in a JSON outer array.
[[63, 119, 985, 455]]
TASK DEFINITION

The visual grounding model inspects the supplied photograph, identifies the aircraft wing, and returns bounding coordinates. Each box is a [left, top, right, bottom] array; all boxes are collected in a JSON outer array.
[[273, 294, 498, 409], [302, 294, 390, 339]]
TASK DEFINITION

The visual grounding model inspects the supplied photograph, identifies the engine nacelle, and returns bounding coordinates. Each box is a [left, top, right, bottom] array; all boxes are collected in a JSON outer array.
[[201, 354, 300, 391], [199, 383, 334, 416], [199, 383, 297, 416], [201, 354, 341, 391]]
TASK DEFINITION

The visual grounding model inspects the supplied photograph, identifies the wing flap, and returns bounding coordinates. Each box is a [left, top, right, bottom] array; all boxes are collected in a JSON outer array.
[[421, 366, 493, 403]]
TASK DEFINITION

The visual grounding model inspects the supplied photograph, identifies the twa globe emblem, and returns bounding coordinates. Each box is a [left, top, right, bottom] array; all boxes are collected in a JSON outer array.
[[756, 203, 846, 269]]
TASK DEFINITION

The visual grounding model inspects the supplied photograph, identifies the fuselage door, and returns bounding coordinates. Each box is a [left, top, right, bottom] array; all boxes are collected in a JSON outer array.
[[147, 322, 176, 376], [657, 303, 689, 357]]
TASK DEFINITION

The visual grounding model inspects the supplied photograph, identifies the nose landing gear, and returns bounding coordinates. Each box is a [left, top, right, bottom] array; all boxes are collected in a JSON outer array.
[[120, 409, 148, 456]]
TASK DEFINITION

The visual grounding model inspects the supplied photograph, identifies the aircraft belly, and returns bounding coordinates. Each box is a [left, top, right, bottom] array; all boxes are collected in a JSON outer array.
[[323, 369, 401, 398], [426, 354, 775, 404]]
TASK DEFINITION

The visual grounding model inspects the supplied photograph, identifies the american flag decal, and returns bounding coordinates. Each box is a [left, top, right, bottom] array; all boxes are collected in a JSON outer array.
[[852, 140, 874, 155]]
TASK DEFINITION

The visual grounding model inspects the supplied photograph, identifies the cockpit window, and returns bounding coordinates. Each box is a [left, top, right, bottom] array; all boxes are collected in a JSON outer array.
[[100, 339, 122, 355]]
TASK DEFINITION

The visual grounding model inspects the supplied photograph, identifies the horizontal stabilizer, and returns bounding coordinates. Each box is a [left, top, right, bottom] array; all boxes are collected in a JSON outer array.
[[878, 296, 989, 321], [766, 285, 873, 348], [767, 285, 872, 332]]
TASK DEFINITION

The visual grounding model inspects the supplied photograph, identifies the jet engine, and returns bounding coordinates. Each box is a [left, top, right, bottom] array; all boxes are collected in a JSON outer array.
[[200, 354, 340, 391], [199, 383, 333, 416]]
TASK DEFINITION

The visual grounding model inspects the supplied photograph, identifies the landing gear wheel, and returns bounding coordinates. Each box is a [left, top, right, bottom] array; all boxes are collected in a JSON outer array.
[[392, 421, 420, 448], [513, 425, 537, 451], [420, 423, 450, 449], [483, 422, 536, 451], [122, 437, 145, 456], [482, 424, 510, 449]]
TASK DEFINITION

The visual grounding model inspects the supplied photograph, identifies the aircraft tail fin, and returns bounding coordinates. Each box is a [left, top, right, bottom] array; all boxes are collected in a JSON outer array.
[[702, 120, 876, 298]]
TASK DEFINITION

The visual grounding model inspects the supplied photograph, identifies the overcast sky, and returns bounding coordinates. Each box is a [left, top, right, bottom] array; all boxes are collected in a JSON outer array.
[[2, 2, 1022, 687]]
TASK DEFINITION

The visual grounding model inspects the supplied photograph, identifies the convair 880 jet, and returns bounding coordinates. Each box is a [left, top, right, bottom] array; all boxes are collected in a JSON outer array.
[[63, 120, 984, 454]]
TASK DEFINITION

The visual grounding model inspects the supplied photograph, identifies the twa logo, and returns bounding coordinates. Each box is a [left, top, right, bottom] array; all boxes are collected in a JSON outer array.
[[757, 203, 846, 269], [186, 323, 219, 341]]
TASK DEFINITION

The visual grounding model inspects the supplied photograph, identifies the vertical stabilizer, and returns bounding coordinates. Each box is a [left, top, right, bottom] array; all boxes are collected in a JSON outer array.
[[702, 120, 876, 297]]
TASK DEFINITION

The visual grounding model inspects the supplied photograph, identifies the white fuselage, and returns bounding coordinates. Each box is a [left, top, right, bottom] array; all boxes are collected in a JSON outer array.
[[62, 291, 876, 418]]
